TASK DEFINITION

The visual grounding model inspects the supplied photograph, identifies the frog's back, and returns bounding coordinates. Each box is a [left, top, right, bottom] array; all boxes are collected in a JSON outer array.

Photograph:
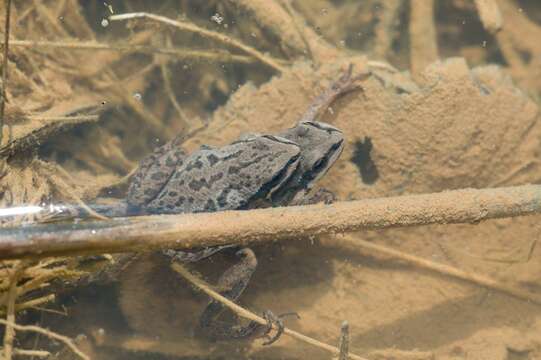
[[143, 136, 300, 214]]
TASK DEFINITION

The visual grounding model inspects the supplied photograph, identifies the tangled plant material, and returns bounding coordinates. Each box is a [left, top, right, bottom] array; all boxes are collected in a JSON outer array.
[[0, 260, 85, 360]]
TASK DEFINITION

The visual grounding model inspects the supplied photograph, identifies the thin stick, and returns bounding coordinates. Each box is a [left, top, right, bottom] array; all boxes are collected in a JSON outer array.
[[0, 294, 56, 316], [409, 0, 438, 75], [1, 184, 540, 260], [333, 234, 541, 305], [474, 0, 503, 34], [338, 321, 349, 360], [0, 0, 12, 146], [6, 39, 255, 63], [171, 263, 369, 360], [373, 0, 403, 59], [40, 161, 110, 221], [160, 62, 190, 129], [12, 348, 50, 357], [2, 261, 25, 360], [229, 0, 308, 56], [28, 115, 99, 122], [472, 0, 525, 72], [109, 12, 286, 72], [495, 31, 526, 72], [0, 320, 89, 360]]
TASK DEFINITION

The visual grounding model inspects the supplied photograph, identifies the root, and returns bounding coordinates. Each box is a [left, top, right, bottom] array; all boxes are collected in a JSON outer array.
[[2, 260, 28, 360], [0, 319, 90, 360]]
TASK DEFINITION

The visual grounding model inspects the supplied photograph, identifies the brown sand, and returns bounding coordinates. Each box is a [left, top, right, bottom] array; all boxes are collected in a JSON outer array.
[[113, 59, 541, 359]]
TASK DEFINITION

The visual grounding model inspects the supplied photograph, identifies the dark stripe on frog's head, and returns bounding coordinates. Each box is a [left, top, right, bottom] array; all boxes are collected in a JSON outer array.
[[272, 121, 344, 204], [238, 136, 301, 209]]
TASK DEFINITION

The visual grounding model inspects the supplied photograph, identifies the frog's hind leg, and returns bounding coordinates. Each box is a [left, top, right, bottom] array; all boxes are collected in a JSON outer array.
[[199, 248, 287, 344]]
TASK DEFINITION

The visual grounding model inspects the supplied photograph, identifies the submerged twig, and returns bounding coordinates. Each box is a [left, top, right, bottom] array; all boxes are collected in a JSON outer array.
[[0, 0, 12, 146], [160, 62, 190, 130], [171, 262, 369, 360], [109, 12, 286, 72], [409, 0, 438, 75], [228, 0, 309, 56], [0, 114, 100, 157], [12, 348, 50, 358], [474, 0, 503, 34], [331, 234, 541, 306], [28, 115, 99, 122], [473, 0, 524, 72], [337, 321, 349, 360], [373, 0, 403, 59], [34, 160, 109, 221], [0, 184, 540, 260], [2, 261, 27, 360], [0, 320, 90, 360], [6, 39, 255, 63], [0, 294, 55, 316]]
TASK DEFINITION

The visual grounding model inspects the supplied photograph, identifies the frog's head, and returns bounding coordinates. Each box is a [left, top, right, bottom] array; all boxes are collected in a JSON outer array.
[[273, 121, 344, 203]]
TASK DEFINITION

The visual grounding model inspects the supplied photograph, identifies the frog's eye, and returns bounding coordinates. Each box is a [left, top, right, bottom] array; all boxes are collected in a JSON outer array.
[[313, 158, 326, 171]]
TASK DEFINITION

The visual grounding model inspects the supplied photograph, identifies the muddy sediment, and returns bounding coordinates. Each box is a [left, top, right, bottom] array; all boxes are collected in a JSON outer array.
[[1, 1, 541, 359]]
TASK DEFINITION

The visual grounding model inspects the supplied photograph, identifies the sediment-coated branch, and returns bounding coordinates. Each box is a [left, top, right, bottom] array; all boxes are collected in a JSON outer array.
[[0, 184, 540, 260]]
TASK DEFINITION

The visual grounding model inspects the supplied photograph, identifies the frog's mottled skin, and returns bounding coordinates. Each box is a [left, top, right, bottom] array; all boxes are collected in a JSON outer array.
[[127, 135, 301, 215]]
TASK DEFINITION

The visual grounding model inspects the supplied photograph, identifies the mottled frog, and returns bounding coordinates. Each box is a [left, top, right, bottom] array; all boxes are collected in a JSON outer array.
[[61, 65, 368, 345]]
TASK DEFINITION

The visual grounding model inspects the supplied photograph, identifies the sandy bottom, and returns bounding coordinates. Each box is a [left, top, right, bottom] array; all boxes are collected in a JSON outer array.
[[37, 58, 541, 360], [2, 1, 541, 359]]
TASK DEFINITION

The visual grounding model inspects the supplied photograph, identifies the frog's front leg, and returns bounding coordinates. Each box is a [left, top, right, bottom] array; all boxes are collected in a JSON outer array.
[[290, 187, 336, 206], [299, 64, 371, 124], [198, 248, 285, 345]]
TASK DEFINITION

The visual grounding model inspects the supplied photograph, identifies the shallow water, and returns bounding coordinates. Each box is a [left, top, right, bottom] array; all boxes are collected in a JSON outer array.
[[1, 1, 541, 359]]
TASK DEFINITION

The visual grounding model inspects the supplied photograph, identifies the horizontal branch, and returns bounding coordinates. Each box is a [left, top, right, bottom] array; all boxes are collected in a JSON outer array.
[[7, 40, 255, 63], [1, 184, 540, 260]]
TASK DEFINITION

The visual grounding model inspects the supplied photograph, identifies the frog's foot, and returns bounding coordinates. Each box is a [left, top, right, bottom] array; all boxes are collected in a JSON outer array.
[[199, 248, 259, 339], [259, 310, 300, 346], [332, 63, 371, 95], [299, 64, 371, 124], [197, 249, 297, 345]]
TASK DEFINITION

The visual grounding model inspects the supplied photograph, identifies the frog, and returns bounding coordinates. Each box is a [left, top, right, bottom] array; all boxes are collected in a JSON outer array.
[[117, 65, 369, 345], [54, 65, 369, 345]]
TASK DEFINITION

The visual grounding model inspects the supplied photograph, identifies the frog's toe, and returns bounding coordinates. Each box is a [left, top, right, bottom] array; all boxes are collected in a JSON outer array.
[[260, 310, 283, 346], [260, 310, 300, 346]]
